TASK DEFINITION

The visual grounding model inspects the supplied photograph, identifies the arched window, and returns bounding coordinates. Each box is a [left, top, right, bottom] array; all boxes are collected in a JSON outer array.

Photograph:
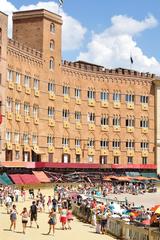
[[49, 57, 54, 70], [50, 23, 55, 33], [50, 40, 55, 50]]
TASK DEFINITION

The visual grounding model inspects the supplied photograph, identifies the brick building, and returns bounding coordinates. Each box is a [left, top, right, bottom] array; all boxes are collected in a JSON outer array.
[[0, 9, 158, 175]]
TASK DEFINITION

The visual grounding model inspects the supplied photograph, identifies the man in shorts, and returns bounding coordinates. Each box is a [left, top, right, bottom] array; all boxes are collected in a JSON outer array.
[[29, 201, 39, 228]]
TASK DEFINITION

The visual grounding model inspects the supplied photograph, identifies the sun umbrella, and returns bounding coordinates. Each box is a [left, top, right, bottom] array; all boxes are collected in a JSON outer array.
[[150, 205, 160, 212]]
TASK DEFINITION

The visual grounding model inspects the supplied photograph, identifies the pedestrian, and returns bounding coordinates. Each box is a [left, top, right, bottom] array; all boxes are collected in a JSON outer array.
[[29, 201, 39, 228], [10, 204, 18, 231], [47, 208, 57, 235], [60, 206, 67, 230], [20, 207, 29, 234], [67, 208, 73, 229]]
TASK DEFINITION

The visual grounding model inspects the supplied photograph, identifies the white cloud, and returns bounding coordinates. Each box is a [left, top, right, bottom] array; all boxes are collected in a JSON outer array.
[[0, 0, 86, 51], [78, 15, 160, 74]]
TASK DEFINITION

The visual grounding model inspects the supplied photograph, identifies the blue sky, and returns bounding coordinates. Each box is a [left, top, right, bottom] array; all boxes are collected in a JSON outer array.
[[1, 0, 160, 74]]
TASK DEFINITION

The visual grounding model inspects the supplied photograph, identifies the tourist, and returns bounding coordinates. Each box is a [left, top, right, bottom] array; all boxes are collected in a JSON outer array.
[[47, 208, 57, 235], [47, 196, 52, 212], [29, 201, 39, 228], [5, 194, 12, 214], [14, 188, 20, 202], [67, 207, 73, 229], [20, 207, 29, 234], [9, 204, 18, 231], [60, 206, 67, 230]]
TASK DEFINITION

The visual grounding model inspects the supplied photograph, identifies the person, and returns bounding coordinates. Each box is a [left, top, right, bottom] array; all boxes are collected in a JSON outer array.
[[52, 197, 57, 212], [67, 208, 73, 229], [60, 206, 67, 230], [10, 204, 18, 231], [20, 207, 29, 234], [5, 195, 12, 214], [14, 188, 20, 202], [29, 201, 39, 228], [47, 208, 57, 235]]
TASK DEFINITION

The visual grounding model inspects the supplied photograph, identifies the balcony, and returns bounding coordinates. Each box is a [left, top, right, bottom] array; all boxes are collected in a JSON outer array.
[[88, 148, 95, 155], [49, 92, 56, 101], [8, 81, 14, 89], [76, 98, 81, 105], [113, 149, 120, 156], [88, 123, 95, 131], [88, 99, 95, 107], [63, 147, 70, 154], [141, 127, 148, 134], [100, 149, 109, 156], [101, 125, 109, 132], [34, 90, 39, 97], [34, 118, 39, 125], [142, 150, 148, 157], [142, 104, 148, 111], [15, 144, 20, 151], [127, 149, 134, 157], [48, 146, 54, 153], [101, 101, 108, 108], [24, 144, 30, 152], [6, 142, 13, 150], [24, 115, 30, 123], [113, 126, 120, 132], [25, 87, 31, 95], [15, 114, 21, 122], [76, 122, 82, 130], [127, 127, 134, 133], [64, 95, 70, 103], [16, 84, 22, 92], [63, 121, 70, 129], [7, 112, 13, 120], [76, 148, 82, 155], [113, 101, 121, 109], [48, 119, 55, 127], [127, 102, 134, 110]]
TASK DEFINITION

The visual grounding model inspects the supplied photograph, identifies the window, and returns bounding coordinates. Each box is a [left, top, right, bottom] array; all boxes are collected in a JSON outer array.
[[101, 114, 109, 126], [87, 112, 95, 123], [49, 57, 54, 70], [24, 103, 30, 116], [16, 72, 21, 84], [100, 156, 107, 164], [15, 101, 21, 114], [126, 140, 135, 149], [88, 155, 94, 162], [126, 93, 134, 103], [75, 111, 81, 122], [112, 140, 120, 149], [141, 141, 149, 150], [142, 157, 147, 164], [75, 88, 81, 98], [48, 82, 55, 93], [87, 138, 95, 148], [14, 132, 20, 144], [126, 116, 135, 127], [113, 115, 120, 126], [48, 153, 53, 163], [100, 139, 108, 148], [76, 154, 80, 163], [140, 96, 148, 104], [50, 40, 55, 50], [62, 109, 69, 120], [47, 135, 54, 146], [50, 23, 55, 33], [101, 90, 108, 101], [23, 133, 29, 144], [7, 70, 13, 81], [128, 156, 133, 164], [34, 79, 39, 90], [63, 85, 70, 96], [62, 137, 69, 147], [6, 97, 13, 112], [15, 151, 20, 160], [113, 90, 121, 102], [48, 107, 54, 118], [32, 135, 38, 145], [88, 89, 95, 100], [24, 75, 30, 88], [6, 130, 11, 142], [33, 105, 39, 118], [75, 139, 81, 147], [114, 156, 119, 164], [140, 117, 149, 128]]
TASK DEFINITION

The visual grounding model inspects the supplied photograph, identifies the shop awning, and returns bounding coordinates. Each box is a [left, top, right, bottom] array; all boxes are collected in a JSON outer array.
[[9, 174, 24, 184], [19, 174, 40, 184], [1, 162, 26, 168], [141, 172, 158, 178], [32, 171, 50, 183]]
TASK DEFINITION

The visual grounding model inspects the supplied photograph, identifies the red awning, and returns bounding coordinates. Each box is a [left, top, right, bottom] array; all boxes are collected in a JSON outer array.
[[9, 174, 24, 184], [19, 174, 40, 184], [32, 171, 50, 183]]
